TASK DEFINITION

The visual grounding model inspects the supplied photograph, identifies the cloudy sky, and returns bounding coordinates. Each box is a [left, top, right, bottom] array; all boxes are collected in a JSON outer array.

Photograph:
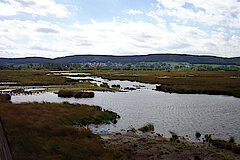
[[0, 0, 240, 58]]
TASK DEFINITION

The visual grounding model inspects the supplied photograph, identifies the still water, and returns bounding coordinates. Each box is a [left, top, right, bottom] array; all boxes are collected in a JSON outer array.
[[11, 73, 240, 142]]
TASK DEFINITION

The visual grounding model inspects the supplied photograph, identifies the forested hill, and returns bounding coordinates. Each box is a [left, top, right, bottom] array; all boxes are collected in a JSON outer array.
[[0, 54, 240, 65]]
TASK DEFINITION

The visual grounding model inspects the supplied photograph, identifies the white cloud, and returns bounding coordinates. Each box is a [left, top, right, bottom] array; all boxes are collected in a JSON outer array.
[[0, 0, 70, 17], [156, 0, 240, 28], [0, 0, 240, 58], [1, 18, 240, 58], [127, 9, 143, 15]]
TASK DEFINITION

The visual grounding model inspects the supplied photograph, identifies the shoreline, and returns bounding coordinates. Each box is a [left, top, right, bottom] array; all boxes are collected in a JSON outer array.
[[98, 131, 240, 160]]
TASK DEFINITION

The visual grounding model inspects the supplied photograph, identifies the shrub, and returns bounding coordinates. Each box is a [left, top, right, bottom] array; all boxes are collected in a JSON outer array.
[[58, 90, 73, 98], [58, 90, 94, 98], [204, 134, 213, 143], [156, 85, 162, 90], [228, 137, 235, 144], [195, 131, 201, 138], [100, 82, 109, 88], [211, 139, 232, 150], [127, 126, 137, 133], [138, 123, 154, 132], [169, 131, 179, 141]]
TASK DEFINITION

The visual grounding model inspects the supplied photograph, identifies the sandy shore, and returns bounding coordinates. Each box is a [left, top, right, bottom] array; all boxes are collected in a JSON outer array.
[[99, 131, 240, 160]]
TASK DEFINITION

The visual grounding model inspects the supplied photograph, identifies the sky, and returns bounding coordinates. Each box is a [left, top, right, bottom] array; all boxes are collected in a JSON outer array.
[[0, 0, 240, 58]]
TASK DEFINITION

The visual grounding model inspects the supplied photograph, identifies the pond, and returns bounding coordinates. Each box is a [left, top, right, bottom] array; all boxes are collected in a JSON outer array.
[[11, 72, 240, 143]]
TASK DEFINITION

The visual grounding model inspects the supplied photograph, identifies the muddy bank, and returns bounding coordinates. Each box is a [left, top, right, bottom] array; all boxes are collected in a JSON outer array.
[[100, 132, 240, 160]]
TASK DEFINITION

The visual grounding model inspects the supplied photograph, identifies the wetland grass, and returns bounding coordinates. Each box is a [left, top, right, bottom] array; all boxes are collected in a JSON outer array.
[[0, 70, 67, 86], [58, 90, 94, 98], [0, 99, 119, 159], [88, 70, 240, 98], [138, 123, 154, 132]]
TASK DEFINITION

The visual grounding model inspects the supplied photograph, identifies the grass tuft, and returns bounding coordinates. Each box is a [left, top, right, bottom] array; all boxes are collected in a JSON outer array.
[[138, 123, 154, 132]]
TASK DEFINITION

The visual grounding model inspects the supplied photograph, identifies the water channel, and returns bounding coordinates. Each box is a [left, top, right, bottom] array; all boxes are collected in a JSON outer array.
[[10, 72, 240, 143]]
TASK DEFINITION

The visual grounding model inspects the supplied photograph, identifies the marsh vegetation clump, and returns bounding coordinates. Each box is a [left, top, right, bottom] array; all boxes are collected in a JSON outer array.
[[210, 137, 240, 154], [127, 125, 137, 133], [204, 134, 213, 143], [229, 137, 235, 144], [195, 131, 201, 138], [58, 90, 73, 98], [138, 123, 154, 132], [58, 90, 94, 98], [111, 84, 121, 88], [169, 131, 179, 141], [74, 91, 94, 98], [100, 82, 110, 88]]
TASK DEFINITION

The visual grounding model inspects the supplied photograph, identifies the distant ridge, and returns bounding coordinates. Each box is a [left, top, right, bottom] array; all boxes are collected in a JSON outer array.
[[0, 54, 240, 65]]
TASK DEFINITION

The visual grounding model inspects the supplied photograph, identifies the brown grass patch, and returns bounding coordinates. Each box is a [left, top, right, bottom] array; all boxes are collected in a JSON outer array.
[[88, 70, 240, 97], [0, 102, 118, 159], [0, 70, 67, 85]]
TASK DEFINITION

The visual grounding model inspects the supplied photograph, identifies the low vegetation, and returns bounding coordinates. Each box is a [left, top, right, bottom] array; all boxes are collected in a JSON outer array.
[[89, 70, 240, 98], [100, 82, 110, 88], [0, 96, 120, 159], [58, 90, 94, 98], [45, 81, 115, 92], [138, 123, 154, 132], [169, 131, 179, 141], [195, 131, 201, 138], [0, 70, 67, 86], [211, 139, 240, 154]]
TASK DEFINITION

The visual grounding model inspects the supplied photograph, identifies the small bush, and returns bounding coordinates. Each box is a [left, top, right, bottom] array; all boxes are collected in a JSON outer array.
[[212, 139, 232, 150], [195, 131, 201, 138], [169, 131, 179, 141], [100, 82, 109, 88], [138, 123, 154, 132], [58, 90, 94, 98], [212, 139, 228, 148], [204, 134, 213, 143], [228, 137, 235, 143], [128, 127, 137, 133], [58, 90, 73, 98]]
